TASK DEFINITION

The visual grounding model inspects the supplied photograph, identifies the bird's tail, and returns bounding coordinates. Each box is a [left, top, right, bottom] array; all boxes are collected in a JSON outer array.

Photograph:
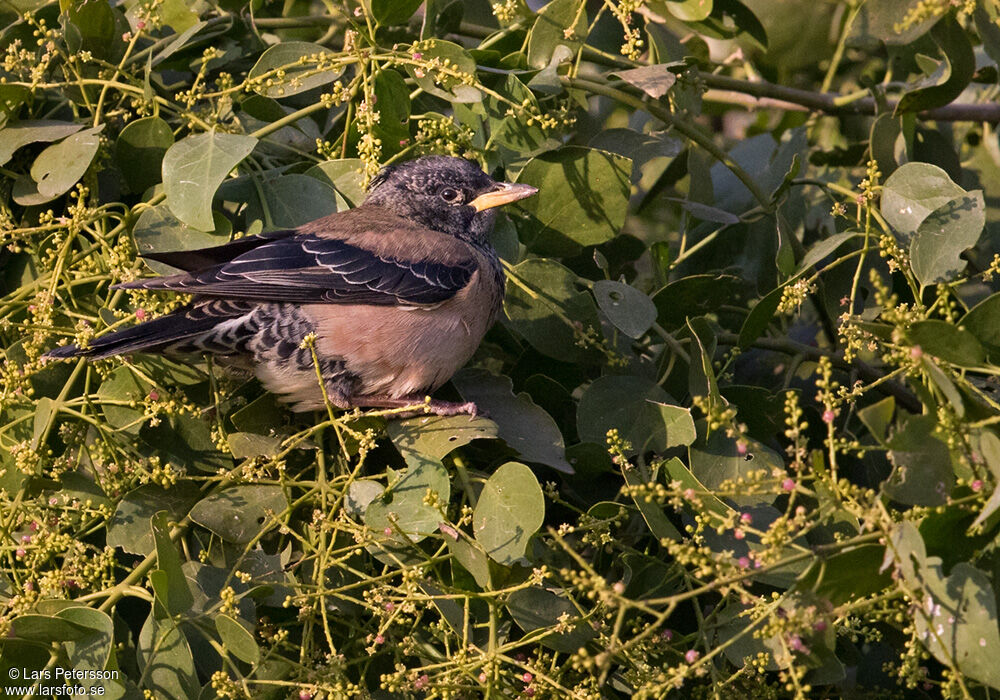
[[45, 302, 251, 360]]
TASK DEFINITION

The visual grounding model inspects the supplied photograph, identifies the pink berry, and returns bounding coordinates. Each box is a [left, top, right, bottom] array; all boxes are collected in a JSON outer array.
[[910, 346, 923, 360], [740, 513, 752, 524], [822, 409, 835, 424], [782, 478, 796, 492], [375, 634, 384, 644], [733, 529, 745, 540], [135, 308, 146, 320], [15, 548, 25, 557], [736, 441, 747, 455], [684, 649, 700, 663], [148, 391, 159, 401], [298, 691, 312, 700], [737, 556, 750, 569], [522, 672, 533, 683], [971, 480, 984, 492]]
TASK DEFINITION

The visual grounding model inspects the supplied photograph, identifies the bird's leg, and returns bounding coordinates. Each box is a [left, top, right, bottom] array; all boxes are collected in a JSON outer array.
[[350, 395, 481, 418]]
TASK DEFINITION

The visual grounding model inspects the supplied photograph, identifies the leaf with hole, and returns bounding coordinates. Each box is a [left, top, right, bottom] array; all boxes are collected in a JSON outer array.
[[593, 280, 658, 339], [189, 485, 286, 544]]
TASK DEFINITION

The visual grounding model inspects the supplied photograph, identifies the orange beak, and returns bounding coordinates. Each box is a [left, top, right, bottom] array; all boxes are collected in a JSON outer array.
[[468, 182, 538, 212]]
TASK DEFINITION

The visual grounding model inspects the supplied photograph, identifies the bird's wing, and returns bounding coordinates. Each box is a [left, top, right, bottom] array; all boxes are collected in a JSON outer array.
[[117, 214, 479, 306]]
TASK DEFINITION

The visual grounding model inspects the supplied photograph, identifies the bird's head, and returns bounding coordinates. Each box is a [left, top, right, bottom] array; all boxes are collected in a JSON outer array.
[[362, 156, 537, 244]]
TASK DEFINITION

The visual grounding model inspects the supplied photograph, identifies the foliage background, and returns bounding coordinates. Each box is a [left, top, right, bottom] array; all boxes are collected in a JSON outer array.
[[3, 0, 1000, 698]]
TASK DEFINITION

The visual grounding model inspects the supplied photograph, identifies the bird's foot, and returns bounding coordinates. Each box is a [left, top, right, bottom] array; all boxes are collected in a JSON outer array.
[[351, 395, 482, 419], [424, 399, 480, 417]]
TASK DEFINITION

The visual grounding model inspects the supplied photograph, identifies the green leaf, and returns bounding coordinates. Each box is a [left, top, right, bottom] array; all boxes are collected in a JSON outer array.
[[452, 369, 574, 473], [344, 480, 385, 519], [372, 69, 411, 157], [387, 414, 498, 465], [247, 41, 343, 98], [514, 147, 631, 256], [474, 462, 544, 565], [151, 511, 194, 615], [858, 396, 894, 445], [96, 366, 150, 435], [162, 132, 257, 231], [64, 0, 118, 59], [576, 375, 678, 455], [910, 191, 985, 287], [795, 544, 892, 605], [107, 482, 202, 556], [972, 430, 1000, 528], [404, 39, 481, 102], [653, 402, 697, 449], [159, 0, 200, 32], [227, 432, 281, 459], [215, 614, 260, 665], [506, 587, 596, 652], [689, 430, 784, 508], [652, 274, 750, 330], [880, 162, 964, 237], [364, 455, 450, 544], [28, 124, 104, 199], [189, 485, 286, 543], [612, 64, 677, 99], [9, 614, 93, 642], [737, 283, 784, 349], [526, 0, 588, 68], [305, 158, 366, 207], [895, 16, 975, 114], [796, 231, 863, 273], [592, 280, 657, 339], [243, 174, 339, 230], [132, 204, 232, 275], [0, 120, 83, 166], [445, 533, 491, 588], [687, 317, 721, 406], [961, 292, 1000, 354], [116, 116, 174, 194], [503, 257, 602, 363], [137, 614, 199, 699], [890, 522, 1000, 689], [884, 415, 954, 506], [57, 607, 115, 683], [907, 319, 986, 367], [371, 0, 422, 25], [659, 0, 713, 21]]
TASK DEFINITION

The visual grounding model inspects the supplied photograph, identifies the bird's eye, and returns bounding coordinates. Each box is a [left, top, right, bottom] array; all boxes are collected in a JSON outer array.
[[439, 187, 461, 203]]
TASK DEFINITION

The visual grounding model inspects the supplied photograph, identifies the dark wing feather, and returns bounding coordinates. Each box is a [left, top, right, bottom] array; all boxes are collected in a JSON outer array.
[[116, 232, 477, 306], [139, 230, 296, 271], [46, 300, 256, 359]]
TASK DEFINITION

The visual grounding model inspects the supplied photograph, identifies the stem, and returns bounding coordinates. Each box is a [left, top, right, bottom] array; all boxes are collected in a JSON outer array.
[[561, 76, 775, 213]]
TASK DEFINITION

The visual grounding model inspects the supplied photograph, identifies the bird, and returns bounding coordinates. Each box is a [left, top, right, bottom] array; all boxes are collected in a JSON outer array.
[[46, 156, 537, 416]]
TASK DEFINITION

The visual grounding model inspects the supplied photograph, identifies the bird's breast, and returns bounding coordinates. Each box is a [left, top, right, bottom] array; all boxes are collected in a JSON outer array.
[[305, 260, 502, 398]]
